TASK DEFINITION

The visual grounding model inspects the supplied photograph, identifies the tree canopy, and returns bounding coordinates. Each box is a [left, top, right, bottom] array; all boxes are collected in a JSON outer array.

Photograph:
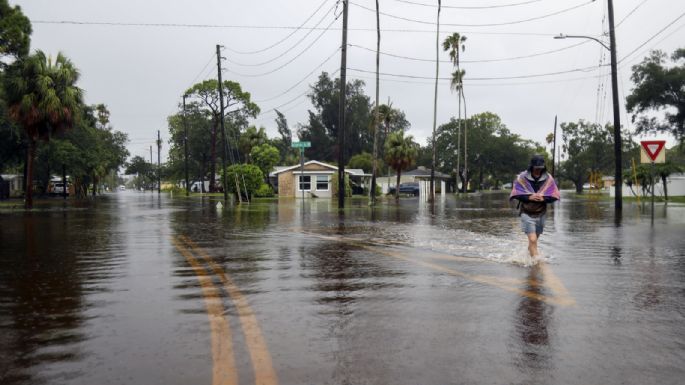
[[626, 48, 685, 141]]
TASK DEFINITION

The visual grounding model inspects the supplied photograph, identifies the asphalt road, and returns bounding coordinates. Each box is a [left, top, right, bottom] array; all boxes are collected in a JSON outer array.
[[1, 191, 684, 385]]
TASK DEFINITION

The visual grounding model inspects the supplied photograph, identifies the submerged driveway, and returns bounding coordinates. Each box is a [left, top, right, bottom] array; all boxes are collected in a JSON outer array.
[[1, 192, 684, 384]]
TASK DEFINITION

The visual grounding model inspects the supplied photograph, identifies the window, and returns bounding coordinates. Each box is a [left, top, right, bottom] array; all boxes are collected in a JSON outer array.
[[298, 175, 311, 191], [316, 175, 329, 191]]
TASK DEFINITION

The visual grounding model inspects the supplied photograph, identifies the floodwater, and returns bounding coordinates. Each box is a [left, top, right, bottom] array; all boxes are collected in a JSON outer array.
[[1, 191, 684, 385]]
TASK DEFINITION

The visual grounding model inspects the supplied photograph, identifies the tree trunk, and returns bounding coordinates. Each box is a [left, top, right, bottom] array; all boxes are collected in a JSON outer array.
[[62, 164, 67, 199], [25, 139, 36, 209], [210, 120, 218, 192], [201, 153, 207, 193], [395, 169, 401, 200], [92, 173, 97, 197], [575, 183, 583, 194], [661, 175, 668, 200]]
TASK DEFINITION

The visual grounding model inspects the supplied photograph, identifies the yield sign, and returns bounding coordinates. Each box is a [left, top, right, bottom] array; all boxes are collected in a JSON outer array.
[[640, 140, 666, 163]]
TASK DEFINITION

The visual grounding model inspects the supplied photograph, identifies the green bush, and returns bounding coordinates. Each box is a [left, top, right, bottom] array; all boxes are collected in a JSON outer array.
[[331, 174, 352, 198], [222, 164, 264, 198], [254, 183, 274, 197]]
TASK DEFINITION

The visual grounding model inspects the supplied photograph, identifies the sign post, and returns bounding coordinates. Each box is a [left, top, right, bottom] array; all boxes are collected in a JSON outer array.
[[640, 140, 666, 224], [291, 141, 311, 203]]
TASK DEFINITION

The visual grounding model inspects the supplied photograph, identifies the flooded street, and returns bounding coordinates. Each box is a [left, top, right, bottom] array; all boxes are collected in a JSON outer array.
[[1, 192, 684, 385]]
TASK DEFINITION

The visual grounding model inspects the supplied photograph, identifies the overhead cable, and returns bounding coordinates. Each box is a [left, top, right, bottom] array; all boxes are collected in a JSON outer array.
[[618, 10, 685, 63], [226, 0, 331, 55], [226, 6, 336, 67], [32, 20, 562, 36], [225, 18, 337, 78], [253, 48, 341, 103], [616, 0, 650, 27], [388, 0, 544, 10], [348, 40, 589, 64], [349, 0, 594, 28], [347, 64, 606, 81]]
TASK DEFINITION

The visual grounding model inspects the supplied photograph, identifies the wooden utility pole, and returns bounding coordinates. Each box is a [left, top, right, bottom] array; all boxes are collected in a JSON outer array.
[[157, 130, 161, 194], [430, 0, 441, 202], [183, 94, 190, 196], [216, 44, 233, 203], [607, 0, 623, 212], [370, 0, 380, 205], [337, 0, 348, 210]]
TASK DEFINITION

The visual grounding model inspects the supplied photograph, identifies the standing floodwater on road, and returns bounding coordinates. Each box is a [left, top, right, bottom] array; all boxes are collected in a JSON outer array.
[[1, 191, 684, 385]]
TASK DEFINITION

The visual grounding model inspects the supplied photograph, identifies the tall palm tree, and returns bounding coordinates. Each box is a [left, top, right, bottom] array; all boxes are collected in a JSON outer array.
[[371, 0, 381, 204], [443, 32, 467, 191], [384, 130, 418, 200], [5, 50, 83, 208]]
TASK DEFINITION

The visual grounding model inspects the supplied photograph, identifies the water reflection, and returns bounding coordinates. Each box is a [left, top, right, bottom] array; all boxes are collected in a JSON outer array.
[[0, 205, 124, 385], [512, 266, 553, 376]]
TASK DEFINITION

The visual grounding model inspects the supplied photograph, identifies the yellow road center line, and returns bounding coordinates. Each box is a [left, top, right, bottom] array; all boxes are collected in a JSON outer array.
[[181, 236, 279, 385], [170, 237, 238, 385], [538, 262, 576, 306]]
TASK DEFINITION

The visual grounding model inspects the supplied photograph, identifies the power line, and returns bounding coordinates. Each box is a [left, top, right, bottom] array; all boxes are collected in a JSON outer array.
[[32, 19, 563, 36], [349, 0, 595, 28], [618, 10, 685, 63], [225, 0, 331, 55], [348, 40, 589, 64], [388, 0, 544, 10], [253, 48, 341, 103], [616, 0, 650, 27], [224, 17, 338, 77], [226, 2, 336, 66], [347, 64, 606, 81], [352, 71, 604, 87]]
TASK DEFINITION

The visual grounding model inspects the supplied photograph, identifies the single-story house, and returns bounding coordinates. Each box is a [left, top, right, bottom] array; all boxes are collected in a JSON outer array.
[[270, 160, 370, 198], [376, 166, 453, 195], [610, 172, 685, 197]]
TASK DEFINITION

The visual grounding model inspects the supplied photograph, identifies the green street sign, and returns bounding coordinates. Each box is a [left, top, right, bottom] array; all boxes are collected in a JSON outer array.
[[291, 141, 311, 148]]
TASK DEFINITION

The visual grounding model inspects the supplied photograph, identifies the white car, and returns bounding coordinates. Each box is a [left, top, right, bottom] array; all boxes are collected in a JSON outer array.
[[119, 185, 126, 191]]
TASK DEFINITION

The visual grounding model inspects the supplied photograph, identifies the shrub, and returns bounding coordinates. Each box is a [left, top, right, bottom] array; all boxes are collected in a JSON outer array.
[[222, 164, 264, 199], [254, 183, 274, 198]]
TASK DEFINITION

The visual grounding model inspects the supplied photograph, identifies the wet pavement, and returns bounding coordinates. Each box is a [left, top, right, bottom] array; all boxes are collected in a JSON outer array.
[[1, 191, 684, 385]]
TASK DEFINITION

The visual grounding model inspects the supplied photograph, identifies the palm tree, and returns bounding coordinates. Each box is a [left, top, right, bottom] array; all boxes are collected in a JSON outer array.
[[443, 32, 467, 191], [4, 51, 83, 208], [371, 0, 381, 204], [384, 130, 418, 199]]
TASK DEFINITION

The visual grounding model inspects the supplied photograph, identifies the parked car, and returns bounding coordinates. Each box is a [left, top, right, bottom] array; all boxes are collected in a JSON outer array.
[[119, 185, 126, 191], [49, 182, 69, 196], [388, 182, 420, 196]]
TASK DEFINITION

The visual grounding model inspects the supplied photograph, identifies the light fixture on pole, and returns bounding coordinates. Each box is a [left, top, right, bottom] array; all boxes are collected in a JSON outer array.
[[554, 0, 623, 214]]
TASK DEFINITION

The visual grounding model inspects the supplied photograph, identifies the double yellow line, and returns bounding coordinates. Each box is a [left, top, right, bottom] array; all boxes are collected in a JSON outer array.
[[171, 235, 278, 385]]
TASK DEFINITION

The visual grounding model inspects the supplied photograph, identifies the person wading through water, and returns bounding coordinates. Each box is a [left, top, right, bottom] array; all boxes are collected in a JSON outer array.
[[510, 155, 560, 259]]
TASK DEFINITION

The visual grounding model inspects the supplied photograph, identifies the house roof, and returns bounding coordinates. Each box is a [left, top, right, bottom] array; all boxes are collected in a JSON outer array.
[[385, 166, 451, 179], [270, 161, 370, 177]]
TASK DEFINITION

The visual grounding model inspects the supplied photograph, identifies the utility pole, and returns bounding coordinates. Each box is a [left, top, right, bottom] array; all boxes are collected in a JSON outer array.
[[370, 0, 380, 205], [337, 0, 348, 210], [430, 0, 441, 202], [216, 44, 230, 203], [608, 0, 623, 212], [183, 94, 190, 196], [552, 115, 557, 176], [157, 130, 161, 194], [149, 145, 152, 192]]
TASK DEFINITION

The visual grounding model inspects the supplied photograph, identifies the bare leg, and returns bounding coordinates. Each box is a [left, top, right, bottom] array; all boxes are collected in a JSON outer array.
[[527, 233, 539, 257]]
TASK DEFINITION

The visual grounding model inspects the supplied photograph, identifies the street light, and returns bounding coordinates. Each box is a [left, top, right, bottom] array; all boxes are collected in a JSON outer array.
[[554, 0, 622, 213]]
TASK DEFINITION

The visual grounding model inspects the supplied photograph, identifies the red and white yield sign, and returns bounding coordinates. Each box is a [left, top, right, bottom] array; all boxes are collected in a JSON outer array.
[[640, 140, 666, 163]]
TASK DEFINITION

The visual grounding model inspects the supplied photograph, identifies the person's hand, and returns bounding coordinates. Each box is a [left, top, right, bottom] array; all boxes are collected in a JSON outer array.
[[530, 193, 544, 202]]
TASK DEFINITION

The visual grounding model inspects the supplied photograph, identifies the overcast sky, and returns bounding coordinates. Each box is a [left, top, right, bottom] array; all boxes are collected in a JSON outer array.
[[13, 0, 685, 163]]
